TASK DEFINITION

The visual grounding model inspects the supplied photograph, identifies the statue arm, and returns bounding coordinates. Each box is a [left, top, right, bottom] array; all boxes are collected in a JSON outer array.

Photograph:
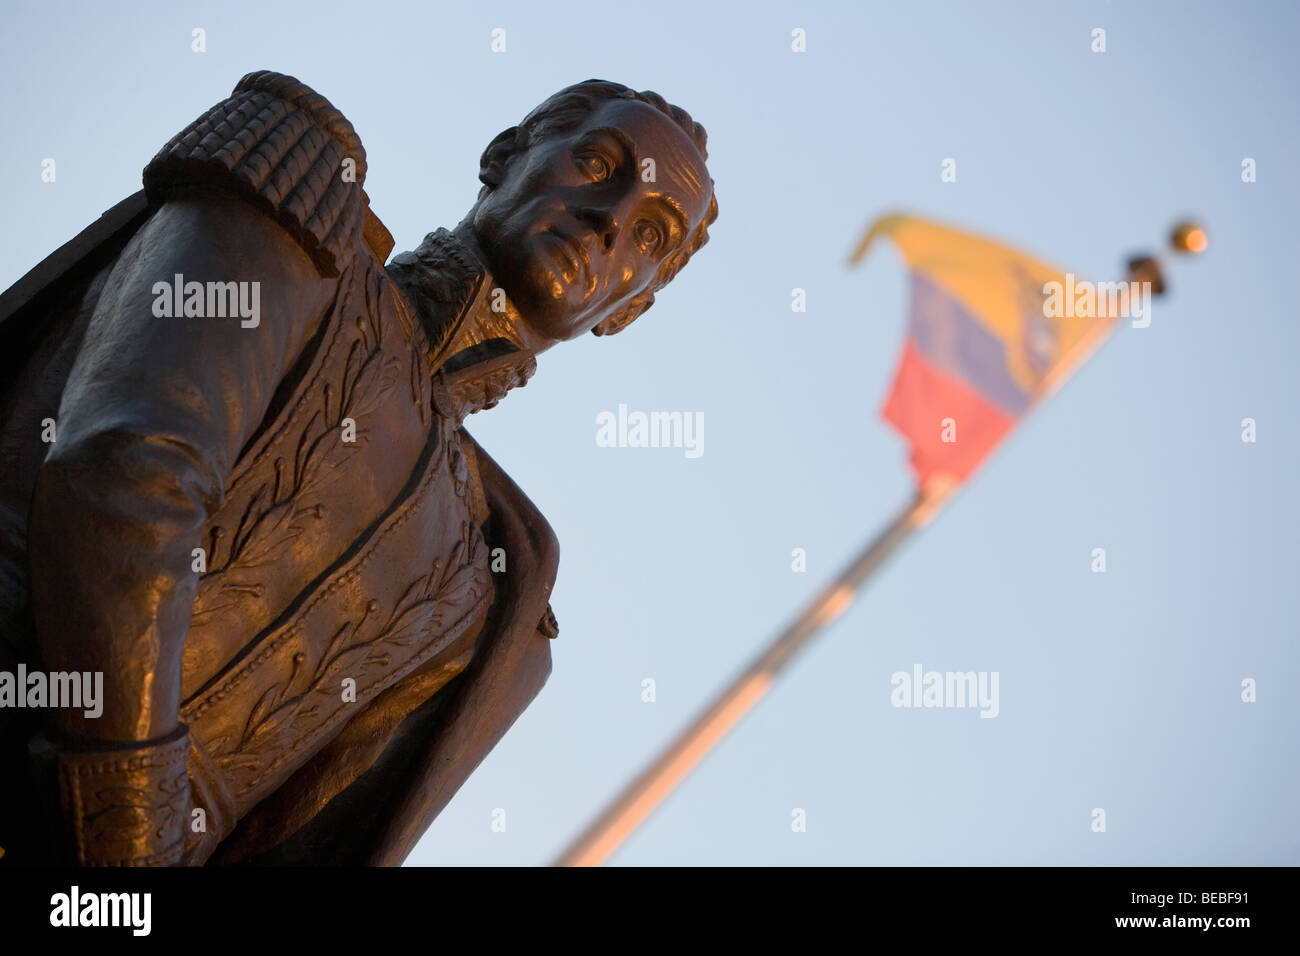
[[26, 196, 334, 862], [20, 71, 368, 865]]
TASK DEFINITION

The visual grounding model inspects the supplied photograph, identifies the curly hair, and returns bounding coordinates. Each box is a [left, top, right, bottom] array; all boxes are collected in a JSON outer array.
[[484, 79, 719, 335]]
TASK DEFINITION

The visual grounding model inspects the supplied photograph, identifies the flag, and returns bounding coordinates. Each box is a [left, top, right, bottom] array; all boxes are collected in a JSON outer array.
[[852, 213, 1110, 491]]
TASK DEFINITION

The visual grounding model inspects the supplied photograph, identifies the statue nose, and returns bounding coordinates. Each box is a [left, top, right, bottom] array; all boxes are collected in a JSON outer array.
[[575, 207, 618, 253]]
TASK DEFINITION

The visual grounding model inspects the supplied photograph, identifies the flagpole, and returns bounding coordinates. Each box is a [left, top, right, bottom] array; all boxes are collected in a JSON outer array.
[[551, 218, 1205, 868], [551, 479, 954, 867]]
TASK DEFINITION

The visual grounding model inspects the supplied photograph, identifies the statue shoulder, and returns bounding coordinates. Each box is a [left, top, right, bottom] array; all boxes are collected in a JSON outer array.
[[142, 71, 369, 277]]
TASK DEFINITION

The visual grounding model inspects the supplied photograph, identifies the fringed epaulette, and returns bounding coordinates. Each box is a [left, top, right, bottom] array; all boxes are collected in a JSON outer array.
[[142, 70, 367, 277]]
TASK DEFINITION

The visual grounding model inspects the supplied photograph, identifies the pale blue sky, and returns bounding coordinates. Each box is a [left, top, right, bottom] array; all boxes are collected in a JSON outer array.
[[2, 0, 1296, 865]]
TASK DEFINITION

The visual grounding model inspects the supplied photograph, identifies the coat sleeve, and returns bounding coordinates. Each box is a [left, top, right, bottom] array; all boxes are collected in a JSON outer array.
[[25, 71, 367, 866]]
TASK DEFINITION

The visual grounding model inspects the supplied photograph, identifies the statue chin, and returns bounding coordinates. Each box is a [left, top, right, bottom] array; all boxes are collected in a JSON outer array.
[[508, 270, 594, 342]]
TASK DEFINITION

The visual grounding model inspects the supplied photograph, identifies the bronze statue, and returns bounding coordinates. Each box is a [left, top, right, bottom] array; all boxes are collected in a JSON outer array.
[[0, 71, 717, 865]]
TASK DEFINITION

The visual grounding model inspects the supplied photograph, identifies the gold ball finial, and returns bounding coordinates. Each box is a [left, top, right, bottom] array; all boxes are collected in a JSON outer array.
[[1171, 221, 1208, 254]]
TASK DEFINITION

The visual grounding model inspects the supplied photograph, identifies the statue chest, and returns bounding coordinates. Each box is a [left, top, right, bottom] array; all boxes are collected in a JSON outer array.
[[177, 253, 493, 817]]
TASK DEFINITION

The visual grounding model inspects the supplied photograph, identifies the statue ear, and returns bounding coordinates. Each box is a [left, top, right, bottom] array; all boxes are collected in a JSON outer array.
[[479, 126, 524, 188], [592, 293, 654, 337]]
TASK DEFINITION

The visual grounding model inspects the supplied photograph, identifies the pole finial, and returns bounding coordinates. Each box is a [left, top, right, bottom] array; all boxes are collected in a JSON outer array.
[[1171, 221, 1208, 255]]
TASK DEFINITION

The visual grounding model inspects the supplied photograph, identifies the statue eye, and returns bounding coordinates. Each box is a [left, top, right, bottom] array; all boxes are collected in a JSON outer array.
[[635, 220, 664, 253], [577, 151, 614, 181]]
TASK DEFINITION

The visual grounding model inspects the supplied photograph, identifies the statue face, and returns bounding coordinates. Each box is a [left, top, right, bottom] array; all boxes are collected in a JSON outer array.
[[471, 98, 712, 342]]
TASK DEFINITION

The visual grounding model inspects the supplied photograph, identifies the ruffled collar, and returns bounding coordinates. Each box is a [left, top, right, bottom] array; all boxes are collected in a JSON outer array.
[[384, 228, 537, 425]]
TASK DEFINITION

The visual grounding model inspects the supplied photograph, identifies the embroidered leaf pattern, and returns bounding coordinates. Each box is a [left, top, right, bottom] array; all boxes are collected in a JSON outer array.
[[213, 514, 490, 781], [192, 262, 401, 625]]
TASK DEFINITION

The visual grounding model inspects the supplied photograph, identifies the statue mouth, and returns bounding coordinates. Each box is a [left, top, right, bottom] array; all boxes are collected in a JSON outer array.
[[546, 229, 590, 283]]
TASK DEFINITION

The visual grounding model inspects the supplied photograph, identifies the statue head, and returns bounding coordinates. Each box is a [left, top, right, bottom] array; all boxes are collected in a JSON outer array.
[[465, 80, 718, 347]]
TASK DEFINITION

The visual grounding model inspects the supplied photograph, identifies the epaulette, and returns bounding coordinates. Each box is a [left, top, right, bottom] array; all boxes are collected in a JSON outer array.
[[142, 70, 367, 277]]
